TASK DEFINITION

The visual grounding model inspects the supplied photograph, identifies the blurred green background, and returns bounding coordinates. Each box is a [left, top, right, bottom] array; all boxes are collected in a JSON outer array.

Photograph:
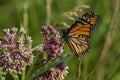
[[0, 0, 120, 80]]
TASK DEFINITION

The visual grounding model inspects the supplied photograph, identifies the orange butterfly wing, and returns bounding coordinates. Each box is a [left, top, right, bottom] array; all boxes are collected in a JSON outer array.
[[67, 35, 90, 56], [68, 23, 91, 36], [68, 12, 99, 36], [64, 12, 99, 57]]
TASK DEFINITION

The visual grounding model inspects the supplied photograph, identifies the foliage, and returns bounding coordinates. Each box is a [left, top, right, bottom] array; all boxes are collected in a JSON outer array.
[[0, 0, 120, 80]]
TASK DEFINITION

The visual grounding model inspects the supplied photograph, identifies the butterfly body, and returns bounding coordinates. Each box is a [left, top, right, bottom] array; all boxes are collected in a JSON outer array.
[[62, 30, 70, 41], [63, 12, 99, 57]]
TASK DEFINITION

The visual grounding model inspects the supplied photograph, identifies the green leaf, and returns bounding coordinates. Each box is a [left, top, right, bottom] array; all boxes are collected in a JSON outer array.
[[26, 54, 69, 80], [0, 68, 6, 80], [5, 73, 18, 80]]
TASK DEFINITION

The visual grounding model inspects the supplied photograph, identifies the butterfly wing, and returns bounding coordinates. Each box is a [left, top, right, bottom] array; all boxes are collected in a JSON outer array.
[[64, 12, 99, 56], [68, 12, 99, 37], [67, 34, 90, 56]]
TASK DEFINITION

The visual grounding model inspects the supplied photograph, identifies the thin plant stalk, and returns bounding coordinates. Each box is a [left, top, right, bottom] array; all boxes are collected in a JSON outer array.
[[76, 57, 81, 80], [21, 69, 25, 80], [22, 0, 29, 79], [46, 0, 52, 25], [23, 0, 29, 33], [96, 0, 120, 79], [44, 0, 52, 60]]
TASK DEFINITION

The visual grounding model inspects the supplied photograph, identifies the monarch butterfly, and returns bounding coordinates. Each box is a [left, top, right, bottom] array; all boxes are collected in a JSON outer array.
[[62, 12, 99, 57]]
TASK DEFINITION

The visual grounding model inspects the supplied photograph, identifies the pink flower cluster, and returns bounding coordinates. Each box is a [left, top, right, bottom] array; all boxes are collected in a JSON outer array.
[[38, 25, 64, 59], [35, 25, 68, 80], [35, 64, 68, 80], [0, 27, 34, 74]]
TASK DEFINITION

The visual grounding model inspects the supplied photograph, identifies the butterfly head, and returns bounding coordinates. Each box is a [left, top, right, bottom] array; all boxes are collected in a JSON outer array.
[[62, 29, 70, 41]]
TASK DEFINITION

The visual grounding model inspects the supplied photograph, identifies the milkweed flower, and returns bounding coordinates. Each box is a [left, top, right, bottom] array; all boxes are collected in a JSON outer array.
[[36, 25, 68, 80], [0, 27, 34, 74], [38, 25, 64, 59], [35, 63, 68, 80]]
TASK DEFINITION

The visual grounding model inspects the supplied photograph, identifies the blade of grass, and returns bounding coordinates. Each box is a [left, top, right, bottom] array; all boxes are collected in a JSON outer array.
[[96, 0, 120, 79]]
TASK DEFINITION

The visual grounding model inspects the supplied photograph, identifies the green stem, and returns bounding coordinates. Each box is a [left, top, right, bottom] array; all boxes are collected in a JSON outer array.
[[46, 0, 52, 25], [23, 0, 29, 33], [21, 69, 25, 80], [26, 44, 44, 79], [25, 51, 40, 80], [10, 73, 18, 80], [31, 44, 42, 52], [76, 57, 81, 80]]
